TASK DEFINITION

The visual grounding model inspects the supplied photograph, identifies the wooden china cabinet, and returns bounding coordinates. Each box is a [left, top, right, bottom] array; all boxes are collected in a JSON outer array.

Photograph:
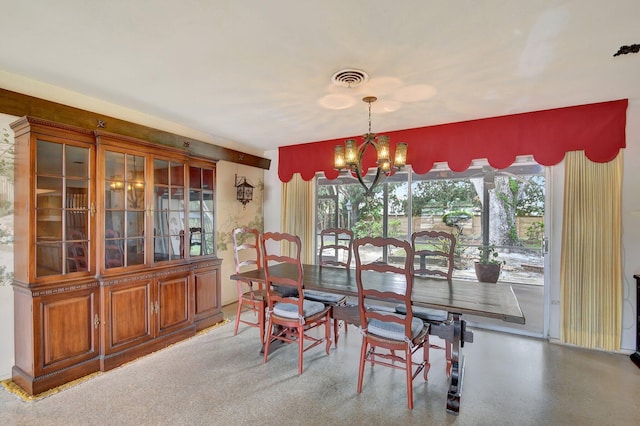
[[11, 117, 223, 395]]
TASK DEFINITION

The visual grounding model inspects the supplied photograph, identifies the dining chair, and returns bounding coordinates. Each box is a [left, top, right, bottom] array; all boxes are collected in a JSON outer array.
[[303, 228, 353, 347], [395, 230, 454, 376], [261, 231, 332, 374], [354, 236, 429, 410], [232, 227, 268, 344]]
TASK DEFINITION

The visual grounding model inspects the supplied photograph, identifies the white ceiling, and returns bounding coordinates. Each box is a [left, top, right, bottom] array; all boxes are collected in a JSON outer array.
[[1, 0, 639, 154]]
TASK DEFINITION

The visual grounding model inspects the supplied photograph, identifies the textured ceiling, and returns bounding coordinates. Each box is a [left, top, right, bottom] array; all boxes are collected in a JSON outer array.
[[1, 0, 639, 154]]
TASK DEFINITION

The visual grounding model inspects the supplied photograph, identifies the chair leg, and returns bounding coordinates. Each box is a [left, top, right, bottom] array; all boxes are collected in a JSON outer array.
[[298, 323, 304, 375], [325, 314, 332, 354], [234, 298, 244, 336], [258, 301, 266, 345], [357, 339, 368, 394], [333, 316, 340, 348], [423, 340, 430, 380], [406, 347, 414, 410], [263, 317, 273, 364]]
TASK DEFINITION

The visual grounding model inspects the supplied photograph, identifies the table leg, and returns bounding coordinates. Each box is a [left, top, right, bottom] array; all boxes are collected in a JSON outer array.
[[446, 312, 464, 415], [430, 312, 473, 415]]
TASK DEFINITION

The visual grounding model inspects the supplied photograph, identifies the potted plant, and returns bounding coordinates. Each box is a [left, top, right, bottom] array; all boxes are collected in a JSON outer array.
[[474, 244, 505, 283]]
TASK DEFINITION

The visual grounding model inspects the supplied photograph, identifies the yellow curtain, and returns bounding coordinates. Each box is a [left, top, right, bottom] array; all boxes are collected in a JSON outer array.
[[281, 174, 314, 263], [560, 150, 623, 350]]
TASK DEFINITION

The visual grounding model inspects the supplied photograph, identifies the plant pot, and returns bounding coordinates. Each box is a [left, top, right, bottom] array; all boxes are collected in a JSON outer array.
[[474, 262, 501, 283]]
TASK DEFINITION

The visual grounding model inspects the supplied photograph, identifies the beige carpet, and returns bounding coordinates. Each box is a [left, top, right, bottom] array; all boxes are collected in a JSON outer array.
[[1, 315, 639, 425]]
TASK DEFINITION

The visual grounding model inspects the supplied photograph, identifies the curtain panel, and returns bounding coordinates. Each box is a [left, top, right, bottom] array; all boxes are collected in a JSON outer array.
[[560, 151, 623, 350], [281, 175, 314, 263], [278, 99, 627, 182]]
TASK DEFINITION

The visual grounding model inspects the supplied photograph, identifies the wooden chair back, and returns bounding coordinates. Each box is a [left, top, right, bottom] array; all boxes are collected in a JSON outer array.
[[354, 236, 415, 337], [411, 230, 456, 280], [319, 228, 354, 268], [261, 231, 304, 308], [232, 227, 261, 273]]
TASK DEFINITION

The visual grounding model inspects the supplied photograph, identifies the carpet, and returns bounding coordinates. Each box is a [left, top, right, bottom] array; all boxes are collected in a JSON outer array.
[[1, 318, 230, 402]]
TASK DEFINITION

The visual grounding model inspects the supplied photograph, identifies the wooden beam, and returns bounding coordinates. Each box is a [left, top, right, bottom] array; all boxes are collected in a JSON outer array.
[[0, 88, 271, 170]]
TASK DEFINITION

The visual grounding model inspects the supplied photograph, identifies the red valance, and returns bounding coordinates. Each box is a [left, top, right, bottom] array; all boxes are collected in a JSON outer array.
[[278, 99, 627, 182]]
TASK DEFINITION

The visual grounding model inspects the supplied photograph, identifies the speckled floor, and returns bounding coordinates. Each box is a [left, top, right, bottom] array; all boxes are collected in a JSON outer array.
[[1, 303, 639, 425]]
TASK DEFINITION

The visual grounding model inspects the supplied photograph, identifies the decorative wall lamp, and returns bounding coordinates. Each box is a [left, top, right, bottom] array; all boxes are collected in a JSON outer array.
[[333, 96, 407, 196], [235, 174, 254, 208]]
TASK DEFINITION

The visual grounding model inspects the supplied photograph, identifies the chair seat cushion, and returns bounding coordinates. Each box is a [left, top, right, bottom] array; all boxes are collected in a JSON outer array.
[[303, 290, 346, 304], [367, 312, 424, 341], [395, 304, 448, 322], [273, 298, 326, 319]]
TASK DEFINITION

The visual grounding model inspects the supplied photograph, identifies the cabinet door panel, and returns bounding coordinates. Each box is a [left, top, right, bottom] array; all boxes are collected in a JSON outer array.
[[38, 287, 99, 373], [107, 281, 153, 352], [157, 275, 191, 334], [194, 269, 219, 318]]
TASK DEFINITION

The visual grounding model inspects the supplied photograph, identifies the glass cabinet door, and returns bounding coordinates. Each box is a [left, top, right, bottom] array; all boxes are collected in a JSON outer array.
[[104, 150, 146, 268], [36, 140, 91, 277], [189, 165, 216, 257], [153, 159, 185, 262]]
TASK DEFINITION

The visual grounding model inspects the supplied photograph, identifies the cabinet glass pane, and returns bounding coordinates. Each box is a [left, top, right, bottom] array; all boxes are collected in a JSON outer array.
[[105, 181, 126, 208], [66, 211, 88, 241], [171, 164, 184, 186], [37, 177, 63, 207], [36, 242, 63, 276], [154, 159, 169, 185], [189, 167, 201, 189], [203, 169, 214, 190], [154, 210, 169, 236], [105, 211, 125, 238], [127, 184, 145, 210], [66, 241, 88, 272], [105, 151, 125, 180], [105, 238, 124, 268], [127, 238, 145, 265], [36, 140, 62, 175], [66, 145, 89, 178], [127, 211, 145, 237], [36, 210, 62, 240], [154, 236, 170, 262], [206, 233, 214, 255], [36, 142, 91, 277]]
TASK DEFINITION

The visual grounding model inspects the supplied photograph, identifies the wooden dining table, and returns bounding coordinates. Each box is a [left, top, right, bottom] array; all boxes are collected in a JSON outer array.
[[231, 263, 525, 415]]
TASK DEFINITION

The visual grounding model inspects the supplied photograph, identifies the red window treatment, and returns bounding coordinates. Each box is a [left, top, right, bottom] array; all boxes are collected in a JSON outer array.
[[278, 99, 627, 182]]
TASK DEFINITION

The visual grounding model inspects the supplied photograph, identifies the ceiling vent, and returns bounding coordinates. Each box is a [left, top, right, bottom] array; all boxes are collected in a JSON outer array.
[[331, 69, 369, 88]]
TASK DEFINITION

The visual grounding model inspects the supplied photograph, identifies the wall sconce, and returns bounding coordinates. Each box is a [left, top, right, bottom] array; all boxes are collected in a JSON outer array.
[[235, 174, 254, 208]]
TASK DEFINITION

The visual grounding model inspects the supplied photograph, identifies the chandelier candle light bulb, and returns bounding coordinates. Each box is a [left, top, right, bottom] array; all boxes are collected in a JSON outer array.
[[333, 96, 408, 195]]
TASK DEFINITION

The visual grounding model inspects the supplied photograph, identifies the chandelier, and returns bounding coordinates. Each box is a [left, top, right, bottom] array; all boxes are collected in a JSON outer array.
[[333, 96, 407, 196]]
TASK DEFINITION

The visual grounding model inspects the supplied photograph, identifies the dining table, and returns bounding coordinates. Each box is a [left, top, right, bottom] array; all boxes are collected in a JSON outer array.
[[231, 263, 525, 415]]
